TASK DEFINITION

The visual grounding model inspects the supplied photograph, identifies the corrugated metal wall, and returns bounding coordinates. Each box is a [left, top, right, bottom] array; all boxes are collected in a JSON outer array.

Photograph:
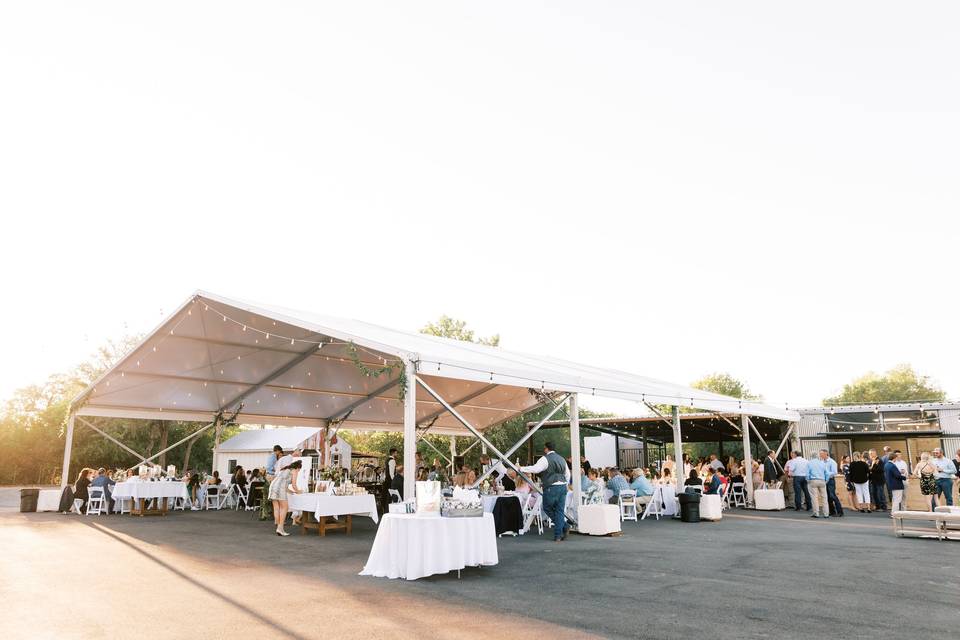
[[939, 409, 960, 434], [942, 436, 960, 457], [801, 439, 830, 457], [797, 414, 827, 437]]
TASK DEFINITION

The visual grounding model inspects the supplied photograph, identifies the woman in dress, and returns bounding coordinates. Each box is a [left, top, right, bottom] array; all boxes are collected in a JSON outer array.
[[268, 459, 303, 536], [582, 468, 605, 504], [914, 451, 938, 512]]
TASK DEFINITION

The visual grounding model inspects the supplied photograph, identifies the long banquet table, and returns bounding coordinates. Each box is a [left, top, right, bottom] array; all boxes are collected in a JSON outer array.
[[360, 513, 498, 580], [112, 480, 187, 516], [287, 493, 379, 536]]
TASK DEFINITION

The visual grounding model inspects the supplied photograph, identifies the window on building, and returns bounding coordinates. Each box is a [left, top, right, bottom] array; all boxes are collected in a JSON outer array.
[[827, 410, 940, 433], [228, 459, 237, 474]]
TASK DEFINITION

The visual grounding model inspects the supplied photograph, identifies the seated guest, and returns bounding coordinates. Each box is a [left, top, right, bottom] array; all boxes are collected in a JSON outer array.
[[684, 469, 702, 488], [659, 467, 673, 485], [208, 470, 221, 485], [73, 468, 93, 512], [416, 467, 429, 481], [391, 465, 405, 499], [606, 468, 630, 498], [515, 475, 531, 496], [232, 466, 248, 507], [502, 469, 517, 491], [90, 467, 116, 513], [629, 469, 654, 497], [579, 471, 591, 493], [427, 463, 447, 484], [453, 465, 476, 488], [248, 468, 265, 509], [704, 469, 722, 495], [583, 468, 605, 504], [188, 473, 201, 509]]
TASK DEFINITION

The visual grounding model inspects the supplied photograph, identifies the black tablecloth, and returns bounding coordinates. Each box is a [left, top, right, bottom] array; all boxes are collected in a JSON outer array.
[[492, 496, 523, 535]]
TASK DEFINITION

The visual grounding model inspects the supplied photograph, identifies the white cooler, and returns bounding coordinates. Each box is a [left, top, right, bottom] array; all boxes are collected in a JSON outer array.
[[754, 489, 785, 510], [577, 504, 622, 535], [699, 494, 722, 521], [37, 489, 63, 512]]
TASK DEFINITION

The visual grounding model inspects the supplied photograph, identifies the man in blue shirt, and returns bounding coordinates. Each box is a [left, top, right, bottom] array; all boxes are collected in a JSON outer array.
[[606, 469, 630, 499], [266, 445, 283, 480], [821, 450, 844, 517], [90, 467, 116, 513], [931, 448, 957, 507], [806, 453, 830, 518]]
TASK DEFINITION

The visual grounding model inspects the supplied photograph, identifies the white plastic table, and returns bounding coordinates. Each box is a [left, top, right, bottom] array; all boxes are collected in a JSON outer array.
[[112, 481, 186, 516], [287, 493, 379, 536], [360, 513, 498, 580]]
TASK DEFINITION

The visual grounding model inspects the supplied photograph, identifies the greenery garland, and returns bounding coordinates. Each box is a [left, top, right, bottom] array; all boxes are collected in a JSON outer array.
[[346, 342, 408, 401]]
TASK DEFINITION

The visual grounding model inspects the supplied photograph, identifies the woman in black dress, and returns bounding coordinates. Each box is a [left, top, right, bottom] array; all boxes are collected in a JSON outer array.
[[73, 468, 93, 513]]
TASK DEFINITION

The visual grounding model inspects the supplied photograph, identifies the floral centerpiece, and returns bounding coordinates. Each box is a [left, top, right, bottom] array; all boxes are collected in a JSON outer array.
[[318, 466, 344, 483]]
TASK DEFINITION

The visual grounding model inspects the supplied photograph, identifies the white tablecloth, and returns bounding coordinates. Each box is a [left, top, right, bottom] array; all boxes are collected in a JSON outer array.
[[699, 494, 723, 520], [481, 493, 523, 514], [578, 504, 622, 535], [360, 513, 498, 580], [287, 493, 379, 523], [754, 489, 785, 510], [37, 489, 62, 512], [641, 485, 678, 519], [112, 481, 187, 501]]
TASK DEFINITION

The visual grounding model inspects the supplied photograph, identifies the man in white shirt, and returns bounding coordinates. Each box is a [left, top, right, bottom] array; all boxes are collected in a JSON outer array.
[[708, 454, 725, 471], [520, 442, 570, 542], [785, 451, 812, 512]]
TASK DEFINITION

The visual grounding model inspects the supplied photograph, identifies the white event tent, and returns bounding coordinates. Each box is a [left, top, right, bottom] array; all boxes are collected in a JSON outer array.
[[64, 291, 799, 503]]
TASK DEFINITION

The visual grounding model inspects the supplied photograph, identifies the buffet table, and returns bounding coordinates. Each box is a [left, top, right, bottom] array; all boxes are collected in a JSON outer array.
[[287, 493, 378, 536], [112, 481, 186, 516], [360, 513, 498, 580]]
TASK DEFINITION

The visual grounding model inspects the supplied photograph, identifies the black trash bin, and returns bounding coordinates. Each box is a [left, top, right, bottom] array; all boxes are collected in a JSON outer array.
[[20, 488, 40, 513], [678, 491, 701, 523]]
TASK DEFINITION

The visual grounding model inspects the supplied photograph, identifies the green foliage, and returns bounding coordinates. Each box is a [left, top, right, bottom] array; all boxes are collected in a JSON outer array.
[[420, 315, 500, 347], [346, 342, 407, 401], [0, 335, 235, 486], [822, 364, 946, 406], [691, 372, 759, 401]]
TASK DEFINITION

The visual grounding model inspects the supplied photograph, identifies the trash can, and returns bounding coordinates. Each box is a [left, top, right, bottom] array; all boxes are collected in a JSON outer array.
[[678, 491, 701, 523], [20, 488, 40, 513]]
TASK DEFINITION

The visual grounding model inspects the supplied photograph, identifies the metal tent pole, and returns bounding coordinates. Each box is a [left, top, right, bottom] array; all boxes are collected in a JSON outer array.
[[672, 406, 683, 489], [570, 394, 582, 511], [741, 414, 754, 506], [403, 361, 417, 501], [61, 412, 76, 489]]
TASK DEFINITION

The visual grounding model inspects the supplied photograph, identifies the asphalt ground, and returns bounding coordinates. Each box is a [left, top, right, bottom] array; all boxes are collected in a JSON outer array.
[[2, 499, 958, 639]]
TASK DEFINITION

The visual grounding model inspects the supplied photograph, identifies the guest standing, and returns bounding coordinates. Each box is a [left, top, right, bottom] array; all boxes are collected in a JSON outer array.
[[268, 459, 302, 536], [266, 445, 283, 481], [821, 450, 843, 517], [914, 452, 938, 511], [762, 450, 780, 489], [806, 452, 829, 518], [786, 451, 811, 512], [884, 452, 907, 514], [520, 442, 570, 542], [848, 452, 871, 513], [930, 448, 957, 507], [867, 450, 888, 511], [391, 465, 405, 500]]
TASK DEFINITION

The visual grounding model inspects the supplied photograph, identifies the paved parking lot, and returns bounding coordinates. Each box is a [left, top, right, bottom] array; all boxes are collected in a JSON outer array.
[[2, 503, 958, 639]]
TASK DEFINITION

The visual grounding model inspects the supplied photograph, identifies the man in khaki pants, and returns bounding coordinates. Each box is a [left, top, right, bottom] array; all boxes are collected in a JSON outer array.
[[806, 451, 830, 518]]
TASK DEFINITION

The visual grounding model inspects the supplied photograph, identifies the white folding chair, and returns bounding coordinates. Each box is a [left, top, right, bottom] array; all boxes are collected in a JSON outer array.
[[719, 482, 731, 510], [234, 485, 252, 510], [388, 489, 402, 503], [71, 498, 85, 515], [618, 490, 638, 522], [730, 482, 746, 508], [114, 495, 131, 515], [521, 492, 543, 535], [641, 487, 663, 520], [204, 485, 224, 510], [86, 487, 106, 515]]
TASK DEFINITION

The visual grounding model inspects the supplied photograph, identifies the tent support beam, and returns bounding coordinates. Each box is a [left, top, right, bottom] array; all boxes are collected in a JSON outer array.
[[75, 416, 152, 465], [643, 401, 679, 431], [416, 376, 541, 495], [570, 394, 582, 514], [672, 406, 683, 490], [403, 361, 417, 500], [471, 393, 570, 489], [741, 414, 754, 506], [60, 412, 76, 489], [417, 433, 451, 466], [221, 343, 322, 411], [775, 423, 796, 457], [416, 383, 499, 428], [325, 378, 401, 422], [77, 415, 218, 470]]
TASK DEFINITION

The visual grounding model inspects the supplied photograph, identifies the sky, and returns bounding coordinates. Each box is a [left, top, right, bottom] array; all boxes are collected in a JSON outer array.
[[1, 2, 958, 414]]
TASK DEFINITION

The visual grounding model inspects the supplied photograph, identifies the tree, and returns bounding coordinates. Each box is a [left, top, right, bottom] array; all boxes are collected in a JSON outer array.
[[691, 373, 759, 400], [822, 364, 945, 406], [420, 315, 500, 346]]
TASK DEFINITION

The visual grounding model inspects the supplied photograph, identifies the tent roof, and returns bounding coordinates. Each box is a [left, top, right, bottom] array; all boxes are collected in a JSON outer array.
[[533, 413, 789, 444], [215, 426, 320, 452], [72, 291, 798, 433]]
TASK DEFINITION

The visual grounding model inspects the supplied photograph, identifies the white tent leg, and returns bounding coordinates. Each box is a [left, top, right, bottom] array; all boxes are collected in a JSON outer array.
[[449, 435, 456, 473], [403, 361, 417, 501], [672, 406, 683, 490], [570, 394, 582, 509], [61, 412, 75, 489], [741, 414, 754, 505]]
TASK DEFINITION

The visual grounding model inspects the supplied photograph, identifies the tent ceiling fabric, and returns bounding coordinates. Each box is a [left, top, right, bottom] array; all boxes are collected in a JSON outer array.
[[72, 291, 799, 431]]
